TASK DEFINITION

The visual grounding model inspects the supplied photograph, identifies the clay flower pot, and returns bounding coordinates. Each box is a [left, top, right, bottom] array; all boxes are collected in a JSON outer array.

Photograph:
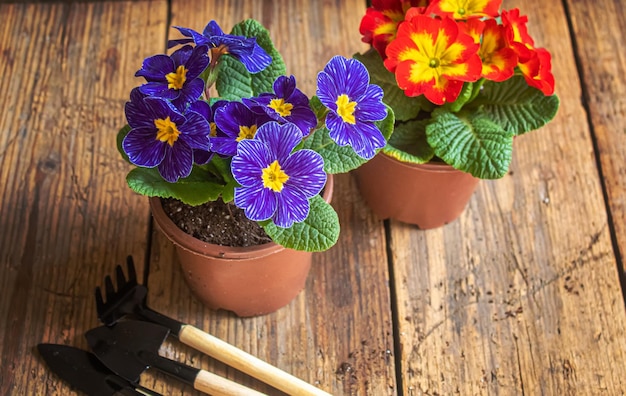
[[149, 175, 334, 317], [353, 153, 479, 229]]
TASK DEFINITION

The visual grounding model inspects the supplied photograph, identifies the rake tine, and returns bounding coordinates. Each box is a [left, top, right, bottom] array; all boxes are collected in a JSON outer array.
[[104, 276, 116, 302], [126, 256, 138, 285], [95, 286, 104, 312], [115, 265, 126, 290]]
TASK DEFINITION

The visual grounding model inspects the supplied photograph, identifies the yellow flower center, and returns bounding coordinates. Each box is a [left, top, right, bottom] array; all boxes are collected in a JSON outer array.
[[268, 98, 293, 117], [236, 125, 258, 142], [209, 122, 217, 137], [335, 94, 357, 124], [154, 116, 180, 147], [262, 160, 289, 192], [165, 65, 188, 90]]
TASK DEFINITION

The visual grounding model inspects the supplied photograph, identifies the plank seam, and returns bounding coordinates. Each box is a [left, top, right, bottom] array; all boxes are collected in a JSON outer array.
[[561, 0, 626, 307], [384, 219, 403, 395]]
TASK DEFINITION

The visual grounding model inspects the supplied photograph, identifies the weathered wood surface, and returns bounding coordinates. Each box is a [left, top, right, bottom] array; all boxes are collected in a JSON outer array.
[[1, 0, 625, 395], [0, 1, 166, 395], [566, 0, 626, 278], [389, 0, 626, 394]]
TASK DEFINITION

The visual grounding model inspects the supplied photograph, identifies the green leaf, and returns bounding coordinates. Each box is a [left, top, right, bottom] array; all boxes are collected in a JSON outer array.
[[354, 50, 432, 121], [205, 156, 238, 203], [116, 125, 131, 163], [216, 19, 287, 100], [383, 118, 434, 164], [302, 104, 395, 174], [309, 96, 329, 128], [262, 195, 339, 252], [426, 109, 514, 179], [126, 166, 225, 206], [215, 58, 253, 100], [471, 76, 560, 135]]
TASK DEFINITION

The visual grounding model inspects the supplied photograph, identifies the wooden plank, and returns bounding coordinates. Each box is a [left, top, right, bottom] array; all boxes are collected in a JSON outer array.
[[566, 0, 626, 278], [144, 0, 396, 394], [0, 2, 167, 394], [389, 0, 626, 394]]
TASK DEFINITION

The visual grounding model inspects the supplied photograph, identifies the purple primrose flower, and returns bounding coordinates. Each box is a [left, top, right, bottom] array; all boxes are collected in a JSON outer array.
[[135, 45, 209, 111], [243, 75, 316, 136], [316, 55, 387, 160], [168, 20, 271, 73], [123, 88, 211, 182], [231, 122, 326, 228], [211, 101, 272, 157]]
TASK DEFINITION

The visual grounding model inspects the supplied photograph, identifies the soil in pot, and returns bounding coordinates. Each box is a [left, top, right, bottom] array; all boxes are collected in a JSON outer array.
[[162, 198, 271, 247]]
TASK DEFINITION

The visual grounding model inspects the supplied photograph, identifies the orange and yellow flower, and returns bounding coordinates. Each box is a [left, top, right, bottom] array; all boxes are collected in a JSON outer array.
[[384, 15, 482, 104], [502, 9, 555, 95], [427, 0, 502, 20], [463, 18, 517, 82], [359, 0, 430, 58]]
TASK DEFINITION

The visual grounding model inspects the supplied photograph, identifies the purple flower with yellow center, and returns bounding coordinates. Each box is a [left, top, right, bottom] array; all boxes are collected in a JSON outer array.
[[136, 45, 209, 111], [316, 55, 387, 160], [231, 122, 326, 228], [168, 20, 271, 73], [211, 101, 272, 156], [243, 75, 316, 136], [123, 88, 210, 182]]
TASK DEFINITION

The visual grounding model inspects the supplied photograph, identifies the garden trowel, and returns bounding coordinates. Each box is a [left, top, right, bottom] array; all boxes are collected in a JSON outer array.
[[37, 343, 160, 396], [85, 320, 267, 396]]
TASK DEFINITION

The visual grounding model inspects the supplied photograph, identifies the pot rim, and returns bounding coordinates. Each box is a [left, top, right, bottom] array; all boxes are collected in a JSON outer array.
[[379, 152, 473, 174], [150, 173, 334, 260]]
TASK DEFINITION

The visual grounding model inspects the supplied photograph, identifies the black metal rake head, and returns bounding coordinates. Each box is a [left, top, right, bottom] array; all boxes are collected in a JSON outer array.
[[95, 256, 149, 326]]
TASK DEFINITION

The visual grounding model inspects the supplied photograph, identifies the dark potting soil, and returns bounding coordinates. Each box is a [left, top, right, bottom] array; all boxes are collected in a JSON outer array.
[[161, 198, 272, 247]]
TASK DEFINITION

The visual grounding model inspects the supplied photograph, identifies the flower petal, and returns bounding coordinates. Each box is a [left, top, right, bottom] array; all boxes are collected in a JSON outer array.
[[234, 184, 277, 222], [139, 82, 179, 100], [355, 84, 387, 122], [281, 149, 326, 197], [179, 111, 210, 151], [172, 77, 205, 110], [123, 126, 165, 167], [135, 54, 174, 81], [231, 139, 272, 187], [272, 186, 311, 228], [255, 122, 301, 162], [158, 141, 193, 182]]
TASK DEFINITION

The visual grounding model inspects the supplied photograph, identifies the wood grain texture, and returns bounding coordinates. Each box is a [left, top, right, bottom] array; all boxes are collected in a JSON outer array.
[[389, 0, 626, 394], [144, 1, 395, 395], [0, 1, 167, 394], [566, 0, 626, 273]]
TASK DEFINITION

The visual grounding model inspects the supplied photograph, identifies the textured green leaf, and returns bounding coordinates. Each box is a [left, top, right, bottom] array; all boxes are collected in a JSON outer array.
[[216, 19, 286, 100], [215, 59, 253, 100], [302, 104, 394, 174], [302, 127, 368, 173], [262, 195, 339, 252], [126, 166, 225, 206], [472, 76, 560, 135], [116, 124, 131, 163], [426, 109, 514, 179], [383, 118, 434, 164], [354, 50, 432, 121]]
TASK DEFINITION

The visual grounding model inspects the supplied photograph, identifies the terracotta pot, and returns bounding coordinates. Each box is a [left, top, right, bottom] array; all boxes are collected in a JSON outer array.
[[150, 175, 334, 317], [353, 153, 479, 229]]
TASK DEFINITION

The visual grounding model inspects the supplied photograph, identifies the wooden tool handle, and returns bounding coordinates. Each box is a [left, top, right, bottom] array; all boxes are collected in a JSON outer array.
[[194, 370, 267, 396], [180, 325, 332, 396]]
